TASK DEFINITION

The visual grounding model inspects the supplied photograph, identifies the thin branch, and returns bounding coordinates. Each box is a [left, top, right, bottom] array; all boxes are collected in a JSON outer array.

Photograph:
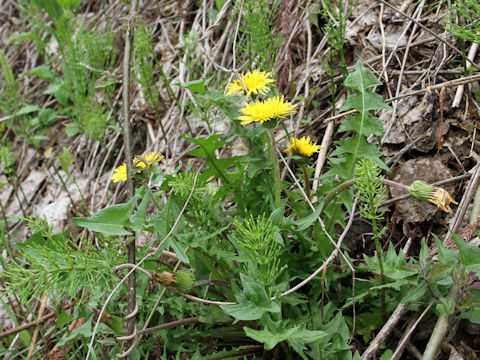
[[167, 287, 235, 306], [361, 301, 410, 360], [391, 301, 434, 360], [444, 164, 480, 245], [0, 302, 76, 340], [138, 317, 200, 335], [120, 0, 138, 355], [377, 0, 480, 70], [422, 283, 460, 360]]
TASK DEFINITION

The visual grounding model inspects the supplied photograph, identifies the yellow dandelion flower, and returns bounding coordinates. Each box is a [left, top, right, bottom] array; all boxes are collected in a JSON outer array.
[[226, 69, 275, 97], [111, 152, 164, 183], [284, 136, 322, 157], [111, 163, 128, 183], [428, 187, 458, 213], [238, 96, 297, 125], [134, 152, 164, 168]]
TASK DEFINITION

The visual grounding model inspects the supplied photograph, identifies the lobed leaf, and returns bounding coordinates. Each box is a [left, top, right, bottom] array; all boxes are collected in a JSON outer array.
[[344, 62, 382, 92]]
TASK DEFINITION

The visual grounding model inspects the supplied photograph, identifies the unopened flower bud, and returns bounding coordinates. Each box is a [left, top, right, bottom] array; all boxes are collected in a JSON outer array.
[[408, 180, 458, 213], [151, 270, 195, 292]]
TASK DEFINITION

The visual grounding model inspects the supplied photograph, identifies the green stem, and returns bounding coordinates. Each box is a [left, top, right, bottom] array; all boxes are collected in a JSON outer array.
[[0, 200, 14, 256], [72, 179, 90, 216], [266, 128, 281, 207], [302, 164, 311, 202], [321, 179, 356, 215], [372, 217, 386, 320], [147, 186, 163, 212], [322, 178, 409, 215], [50, 164, 79, 215], [199, 143, 230, 185]]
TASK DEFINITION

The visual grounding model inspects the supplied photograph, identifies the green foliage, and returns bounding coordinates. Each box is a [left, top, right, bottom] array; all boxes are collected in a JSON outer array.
[[244, 322, 327, 355], [445, 0, 480, 44], [355, 159, 387, 223], [317, 63, 390, 233], [233, 0, 282, 70], [16, 1, 117, 141], [3, 218, 121, 304], [327, 62, 390, 181], [168, 170, 221, 215], [220, 274, 281, 320], [58, 20, 116, 140], [317, 0, 355, 78], [133, 23, 161, 112], [0, 49, 24, 120], [73, 195, 139, 235], [315, 0, 355, 114], [6, 51, 480, 359], [183, 134, 241, 183], [232, 215, 286, 287]]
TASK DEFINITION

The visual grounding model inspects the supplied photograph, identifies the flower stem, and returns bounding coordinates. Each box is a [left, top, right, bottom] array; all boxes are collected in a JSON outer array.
[[322, 178, 410, 215], [267, 128, 281, 207], [147, 186, 163, 212], [302, 164, 312, 202], [372, 217, 386, 320], [382, 179, 409, 189]]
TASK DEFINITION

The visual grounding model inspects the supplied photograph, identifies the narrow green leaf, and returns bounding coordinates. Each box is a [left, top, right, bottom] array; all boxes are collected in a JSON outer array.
[[22, 65, 57, 83], [58, 146, 72, 179], [183, 134, 225, 157], [16, 105, 41, 116], [31, 0, 63, 20], [178, 78, 211, 95], [7, 32, 42, 44], [244, 326, 327, 350], [420, 238, 430, 260], [294, 204, 322, 231], [56, 318, 107, 346]]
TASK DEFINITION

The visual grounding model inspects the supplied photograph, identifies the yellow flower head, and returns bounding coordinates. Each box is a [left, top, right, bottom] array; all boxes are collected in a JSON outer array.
[[134, 152, 164, 168], [226, 69, 275, 97], [238, 96, 297, 125], [284, 136, 322, 157], [111, 152, 164, 183], [428, 187, 458, 213], [111, 163, 128, 183]]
